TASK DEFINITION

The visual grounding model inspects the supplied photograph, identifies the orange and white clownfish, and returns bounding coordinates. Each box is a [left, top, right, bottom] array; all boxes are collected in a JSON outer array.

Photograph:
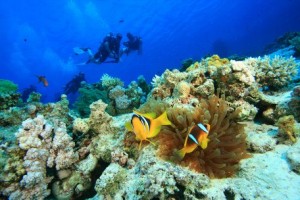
[[36, 75, 48, 87], [176, 123, 210, 160], [125, 110, 172, 150]]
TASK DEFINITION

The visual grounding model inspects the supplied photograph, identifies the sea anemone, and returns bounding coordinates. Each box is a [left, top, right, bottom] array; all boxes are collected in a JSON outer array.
[[140, 95, 250, 178]]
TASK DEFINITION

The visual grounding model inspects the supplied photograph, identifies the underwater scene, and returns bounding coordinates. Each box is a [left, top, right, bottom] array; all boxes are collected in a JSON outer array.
[[1, 0, 300, 199]]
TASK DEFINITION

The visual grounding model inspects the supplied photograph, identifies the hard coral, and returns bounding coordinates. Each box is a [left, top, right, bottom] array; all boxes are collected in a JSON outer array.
[[100, 73, 124, 90], [245, 55, 297, 90], [0, 79, 18, 94], [276, 115, 298, 143], [0, 79, 21, 110], [155, 95, 250, 178]]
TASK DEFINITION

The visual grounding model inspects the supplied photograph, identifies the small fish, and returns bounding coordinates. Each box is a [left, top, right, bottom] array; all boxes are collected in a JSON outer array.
[[176, 123, 210, 160], [125, 111, 172, 150], [119, 19, 124, 23], [36, 75, 48, 87]]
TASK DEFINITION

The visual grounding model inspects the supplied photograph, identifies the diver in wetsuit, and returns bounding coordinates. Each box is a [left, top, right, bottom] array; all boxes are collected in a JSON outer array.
[[80, 33, 122, 64], [122, 32, 142, 55]]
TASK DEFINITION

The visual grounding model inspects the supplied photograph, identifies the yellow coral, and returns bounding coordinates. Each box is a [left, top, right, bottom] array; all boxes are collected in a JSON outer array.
[[207, 55, 230, 67], [186, 61, 200, 71], [173, 81, 191, 98], [73, 118, 90, 134], [277, 115, 297, 143]]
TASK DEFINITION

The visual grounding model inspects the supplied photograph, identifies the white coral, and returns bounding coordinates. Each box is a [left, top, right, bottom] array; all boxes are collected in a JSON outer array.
[[109, 85, 126, 99], [115, 95, 131, 110], [231, 60, 255, 85], [245, 55, 297, 90], [11, 115, 79, 199], [73, 118, 90, 134], [101, 73, 124, 89]]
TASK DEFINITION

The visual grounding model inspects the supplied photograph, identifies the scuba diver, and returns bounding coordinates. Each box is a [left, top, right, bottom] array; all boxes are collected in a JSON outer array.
[[74, 33, 123, 64], [74, 32, 142, 64], [64, 72, 86, 94], [122, 32, 142, 55], [88, 33, 122, 64]]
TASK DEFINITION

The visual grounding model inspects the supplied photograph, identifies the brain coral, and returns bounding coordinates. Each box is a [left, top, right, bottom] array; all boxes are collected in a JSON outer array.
[[139, 95, 250, 178]]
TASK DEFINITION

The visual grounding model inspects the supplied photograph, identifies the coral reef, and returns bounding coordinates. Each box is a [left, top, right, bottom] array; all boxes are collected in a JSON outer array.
[[1, 115, 77, 199], [26, 92, 42, 103], [245, 55, 297, 90], [64, 72, 86, 95], [73, 117, 90, 134], [21, 85, 36, 102], [75, 74, 149, 117], [264, 32, 300, 57], [276, 115, 298, 143], [1, 46, 300, 199], [0, 79, 18, 94], [100, 73, 124, 90], [0, 79, 21, 110], [287, 141, 300, 174], [94, 146, 210, 199], [151, 54, 298, 123], [137, 95, 250, 178], [74, 82, 108, 117], [289, 85, 300, 121]]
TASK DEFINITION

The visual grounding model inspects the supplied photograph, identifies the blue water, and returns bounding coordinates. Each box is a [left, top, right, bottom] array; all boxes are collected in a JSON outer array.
[[1, 0, 300, 102]]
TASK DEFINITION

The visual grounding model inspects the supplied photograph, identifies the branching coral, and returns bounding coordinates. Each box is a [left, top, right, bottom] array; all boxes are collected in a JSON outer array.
[[245, 55, 297, 90], [140, 95, 250, 178], [100, 74, 124, 90]]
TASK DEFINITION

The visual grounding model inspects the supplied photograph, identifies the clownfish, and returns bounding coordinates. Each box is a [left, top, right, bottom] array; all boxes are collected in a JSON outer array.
[[125, 111, 172, 150], [176, 123, 210, 160], [36, 75, 48, 87]]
